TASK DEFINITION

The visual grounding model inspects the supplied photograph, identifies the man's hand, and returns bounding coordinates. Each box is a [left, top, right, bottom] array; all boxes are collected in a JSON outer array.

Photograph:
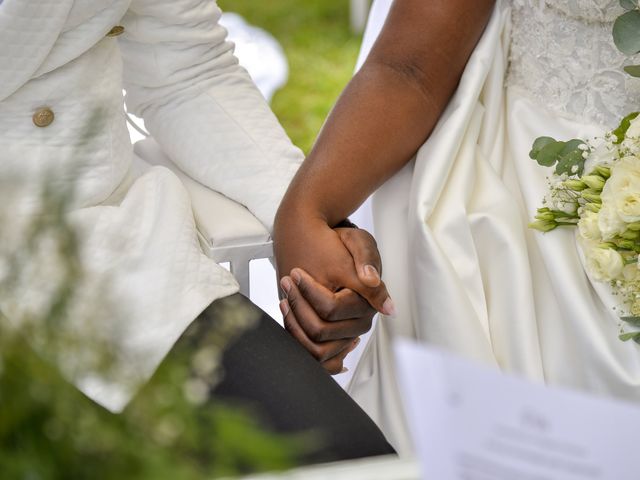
[[279, 268, 372, 374], [274, 219, 395, 374]]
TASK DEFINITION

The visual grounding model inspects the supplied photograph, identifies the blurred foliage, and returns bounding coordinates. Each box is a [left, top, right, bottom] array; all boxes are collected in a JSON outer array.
[[0, 181, 302, 479], [0, 332, 299, 480], [220, 0, 362, 153]]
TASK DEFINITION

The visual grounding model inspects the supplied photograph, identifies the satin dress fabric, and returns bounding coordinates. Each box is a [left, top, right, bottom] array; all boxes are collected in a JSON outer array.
[[348, 0, 640, 455]]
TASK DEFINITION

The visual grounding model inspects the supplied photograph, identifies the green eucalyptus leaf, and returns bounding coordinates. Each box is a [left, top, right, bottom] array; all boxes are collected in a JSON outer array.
[[619, 331, 640, 342], [529, 136, 556, 161], [562, 139, 585, 152], [620, 0, 638, 10], [613, 10, 640, 55], [529, 137, 586, 174], [612, 111, 640, 143], [534, 140, 566, 167], [624, 64, 640, 77], [555, 147, 586, 176], [621, 316, 640, 327]]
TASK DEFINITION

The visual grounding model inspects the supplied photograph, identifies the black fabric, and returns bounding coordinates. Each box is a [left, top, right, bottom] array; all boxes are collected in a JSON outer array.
[[132, 294, 395, 466], [333, 218, 358, 229]]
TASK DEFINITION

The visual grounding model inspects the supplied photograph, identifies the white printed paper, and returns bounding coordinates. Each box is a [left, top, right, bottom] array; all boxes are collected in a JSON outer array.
[[394, 340, 640, 480]]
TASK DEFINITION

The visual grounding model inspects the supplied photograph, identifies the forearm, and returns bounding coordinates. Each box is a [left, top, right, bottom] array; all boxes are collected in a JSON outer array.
[[278, 62, 442, 227], [121, 0, 304, 231], [276, 0, 495, 227]]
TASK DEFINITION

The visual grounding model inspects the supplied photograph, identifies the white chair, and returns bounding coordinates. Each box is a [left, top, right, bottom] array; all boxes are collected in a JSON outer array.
[[133, 138, 273, 297]]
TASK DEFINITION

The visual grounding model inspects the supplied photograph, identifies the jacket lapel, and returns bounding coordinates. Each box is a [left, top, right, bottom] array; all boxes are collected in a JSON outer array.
[[0, 0, 74, 101]]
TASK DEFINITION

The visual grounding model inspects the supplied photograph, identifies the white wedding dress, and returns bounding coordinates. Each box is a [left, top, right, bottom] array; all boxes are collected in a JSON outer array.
[[349, 0, 640, 455]]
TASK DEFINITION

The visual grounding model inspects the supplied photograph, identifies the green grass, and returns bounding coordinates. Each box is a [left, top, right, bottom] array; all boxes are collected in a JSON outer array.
[[219, 0, 362, 153]]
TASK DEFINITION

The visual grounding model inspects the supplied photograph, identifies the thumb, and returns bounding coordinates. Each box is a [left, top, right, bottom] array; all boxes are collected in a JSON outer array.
[[347, 278, 396, 317], [336, 228, 382, 288]]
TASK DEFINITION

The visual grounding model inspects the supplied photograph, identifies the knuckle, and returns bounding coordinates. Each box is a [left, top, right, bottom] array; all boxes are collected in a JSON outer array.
[[317, 344, 335, 362], [323, 362, 339, 375], [307, 322, 326, 343], [319, 301, 337, 321], [326, 308, 339, 322], [310, 343, 325, 360]]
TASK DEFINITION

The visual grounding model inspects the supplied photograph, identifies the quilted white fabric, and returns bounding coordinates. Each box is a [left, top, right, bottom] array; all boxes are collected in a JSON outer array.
[[0, 0, 304, 411], [134, 137, 271, 249]]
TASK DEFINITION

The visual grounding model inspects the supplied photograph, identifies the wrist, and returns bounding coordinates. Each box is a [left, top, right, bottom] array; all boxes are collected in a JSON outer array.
[[275, 195, 327, 233], [273, 207, 333, 282]]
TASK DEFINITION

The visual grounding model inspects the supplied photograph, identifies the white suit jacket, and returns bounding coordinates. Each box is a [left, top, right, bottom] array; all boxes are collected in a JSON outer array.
[[0, 0, 304, 411]]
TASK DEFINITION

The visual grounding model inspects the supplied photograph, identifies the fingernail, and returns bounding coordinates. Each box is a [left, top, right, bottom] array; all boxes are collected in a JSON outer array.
[[279, 299, 290, 317], [291, 270, 302, 285], [340, 367, 349, 374], [280, 277, 292, 296], [382, 297, 396, 316], [364, 264, 380, 281]]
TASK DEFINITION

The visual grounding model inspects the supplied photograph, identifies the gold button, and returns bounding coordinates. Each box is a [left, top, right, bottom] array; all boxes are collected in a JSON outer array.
[[106, 25, 125, 37], [32, 107, 55, 128]]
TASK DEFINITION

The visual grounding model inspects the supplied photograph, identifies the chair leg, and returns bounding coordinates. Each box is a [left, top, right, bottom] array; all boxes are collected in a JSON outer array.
[[230, 260, 251, 298]]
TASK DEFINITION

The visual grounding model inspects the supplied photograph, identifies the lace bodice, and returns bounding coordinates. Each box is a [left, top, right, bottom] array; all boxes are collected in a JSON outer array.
[[508, 0, 640, 126], [542, 0, 622, 22]]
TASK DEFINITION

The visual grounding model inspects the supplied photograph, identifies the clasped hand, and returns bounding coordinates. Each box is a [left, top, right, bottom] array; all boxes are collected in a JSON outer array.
[[274, 218, 394, 375]]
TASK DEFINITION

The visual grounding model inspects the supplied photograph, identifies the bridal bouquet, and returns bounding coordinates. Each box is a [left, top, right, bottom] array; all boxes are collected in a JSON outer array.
[[529, 112, 640, 343]]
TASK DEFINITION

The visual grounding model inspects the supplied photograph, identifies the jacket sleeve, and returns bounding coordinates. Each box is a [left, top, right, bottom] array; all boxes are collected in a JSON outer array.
[[119, 0, 304, 232]]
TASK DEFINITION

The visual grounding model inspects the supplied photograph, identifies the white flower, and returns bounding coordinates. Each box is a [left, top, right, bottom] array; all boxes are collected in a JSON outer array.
[[585, 246, 624, 282], [605, 157, 640, 223], [598, 201, 627, 240], [578, 210, 601, 241], [584, 140, 616, 173], [618, 191, 640, 223]]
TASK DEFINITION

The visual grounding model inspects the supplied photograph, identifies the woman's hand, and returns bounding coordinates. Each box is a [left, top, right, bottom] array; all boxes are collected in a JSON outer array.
[[275, 216, 393, 309]]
